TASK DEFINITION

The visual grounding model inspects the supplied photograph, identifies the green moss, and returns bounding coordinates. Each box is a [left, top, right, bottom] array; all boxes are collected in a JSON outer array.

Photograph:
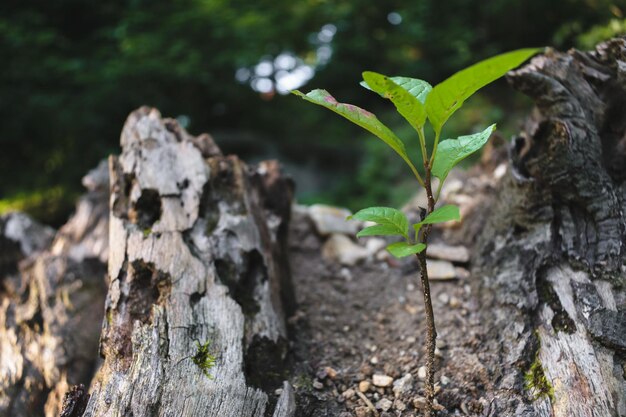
[[192, 340, 217, 379], [525, 355, 554, 401], [142, 228, 152, 238], [292, 373, 314, 391]]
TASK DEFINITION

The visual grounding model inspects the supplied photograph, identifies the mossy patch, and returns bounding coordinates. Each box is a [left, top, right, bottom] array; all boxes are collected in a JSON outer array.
[[525, 355, 554, 401], [192, 340, 217, 379]]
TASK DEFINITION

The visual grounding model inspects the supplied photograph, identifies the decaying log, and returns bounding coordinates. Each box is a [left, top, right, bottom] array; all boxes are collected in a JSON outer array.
[[82, 107, 295, 416], [0, 162, 109, 417], [470, 38, 626, 416]]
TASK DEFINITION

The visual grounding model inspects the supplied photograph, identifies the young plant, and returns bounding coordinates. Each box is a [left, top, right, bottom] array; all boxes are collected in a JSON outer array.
[[294, 48, 540, 416]]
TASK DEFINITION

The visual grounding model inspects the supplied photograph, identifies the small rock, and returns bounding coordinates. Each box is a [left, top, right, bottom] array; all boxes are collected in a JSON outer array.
[[455, 266, 471, 279], [436, 338, 447, 349], [494, 162, 507, 179], [449, 296, 461, 308], [372, 374, 394, 387], [376, 249, 390, 261], [440, 375, 451, 386], [438, 293, 450, 305], [322, 234, 370, 266], [370, 356, 379, 365], [313, 380, 324, 390], [426, 243, 470, 263], [354, 406, 372, 417], [375, 398, 393, 411], [413, 396, 426, 409], [405, 305, 419, 315], [406, 336, 416, 344], [392, 373, 414, 397], [274, 388, 283, 395], [342, 388, 356, 399], [359, 380, 371, 392], [394, 399, 407, 411], [340, 267, 353, 281], [325, 366, 338, 379], [435, 347, 443, 358], [426, 260, 457, 280], [365, 237, 386, 254], [309, 204, 358, 236], [316, 368, 329, 380], [407, 283, 415, 291], [417, 366, 427, 380]]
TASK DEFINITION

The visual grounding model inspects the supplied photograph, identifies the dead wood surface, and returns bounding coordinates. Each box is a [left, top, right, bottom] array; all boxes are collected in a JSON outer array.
[[82, 107, 295, 417], [0, 162, 109, 417]]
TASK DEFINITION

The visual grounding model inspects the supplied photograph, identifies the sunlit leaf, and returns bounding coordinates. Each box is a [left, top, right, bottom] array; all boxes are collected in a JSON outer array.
[[356, 224, 400, 238], [362, 71, 428, 129], [421, 204, 460, 224], [292, 89, 420, 179], [426, 48, 541, 133], [386, 242, 426, 258], [432, 124, 496, 182], [361, 76, 432, 104], [348, 206, 409, 239]]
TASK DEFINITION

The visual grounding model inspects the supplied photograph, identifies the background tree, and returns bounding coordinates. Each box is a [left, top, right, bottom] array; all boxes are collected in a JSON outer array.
[[0, 0, 623, 224]]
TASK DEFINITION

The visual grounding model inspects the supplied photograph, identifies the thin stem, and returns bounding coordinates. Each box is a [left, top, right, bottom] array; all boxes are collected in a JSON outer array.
[[408, 161, 426, 188], [417, 161, 437, 417], [429, 130, 441, 167], [417, 127, 428, 165]]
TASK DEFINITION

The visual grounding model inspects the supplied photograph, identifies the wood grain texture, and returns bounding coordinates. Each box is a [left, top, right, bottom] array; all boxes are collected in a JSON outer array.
[[0, 163, 109, 417], [83, 107, 295, 417], [471, 38, 626, 417]]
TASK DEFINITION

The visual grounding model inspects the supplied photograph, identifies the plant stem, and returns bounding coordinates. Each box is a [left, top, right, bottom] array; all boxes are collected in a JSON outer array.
[[417, 162, 437, 417]]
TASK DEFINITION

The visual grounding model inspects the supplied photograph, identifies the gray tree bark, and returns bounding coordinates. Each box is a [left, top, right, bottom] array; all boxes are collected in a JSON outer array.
[[0, 162, 109, 417], [469, 38, 626, 416], [81, 107, 296, 417]]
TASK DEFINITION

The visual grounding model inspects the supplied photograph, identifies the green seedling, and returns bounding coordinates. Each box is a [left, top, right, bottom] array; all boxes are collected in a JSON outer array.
[[294, 48, 541, 416]]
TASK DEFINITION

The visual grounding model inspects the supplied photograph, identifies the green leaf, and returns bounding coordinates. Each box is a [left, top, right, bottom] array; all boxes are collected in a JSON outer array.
[[388, 77, 432, 104], [421, 205, 460, 224], [356, 224, 400, 238], [292, 89, 420, 180], [386, 242, 426, 258], [349, 207, 409, 239], [362, 71, 428, 129], [361, 76, 432, 104], [426, 48, 541, 133], [432, 124, 496, 182]]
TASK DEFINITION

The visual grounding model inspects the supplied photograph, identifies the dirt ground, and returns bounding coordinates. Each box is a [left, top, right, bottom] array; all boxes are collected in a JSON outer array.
[[286, 207, 498, 417]]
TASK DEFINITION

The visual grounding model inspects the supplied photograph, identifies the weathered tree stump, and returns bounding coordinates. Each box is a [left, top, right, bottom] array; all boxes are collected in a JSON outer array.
[[469, 38, 626, 416], [82, 107, 295, 417], [0, 162, 109, 417]]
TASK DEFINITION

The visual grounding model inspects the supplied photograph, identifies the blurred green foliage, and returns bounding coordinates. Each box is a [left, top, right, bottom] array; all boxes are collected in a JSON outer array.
[[0, 0, 623, 223]]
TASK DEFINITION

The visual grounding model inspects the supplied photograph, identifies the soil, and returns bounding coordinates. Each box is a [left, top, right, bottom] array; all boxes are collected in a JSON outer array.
[[286, 207, 496, 417]]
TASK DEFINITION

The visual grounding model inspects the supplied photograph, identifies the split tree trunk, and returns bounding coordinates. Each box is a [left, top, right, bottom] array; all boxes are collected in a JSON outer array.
[[468, 38, 626, 416], [81, 107, 296, 417]]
